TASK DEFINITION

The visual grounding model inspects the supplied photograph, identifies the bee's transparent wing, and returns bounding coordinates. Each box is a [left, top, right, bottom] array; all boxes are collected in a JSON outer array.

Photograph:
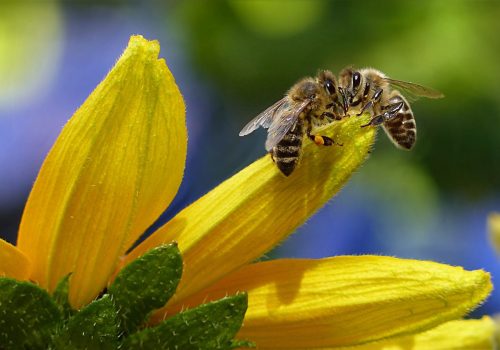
[[384, 78, 444, 99], [264, 99, 310, 151], [239, 98, 288, 136]]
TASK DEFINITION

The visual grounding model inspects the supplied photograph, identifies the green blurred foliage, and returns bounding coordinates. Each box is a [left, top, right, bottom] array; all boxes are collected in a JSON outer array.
[[175, 0, 500, 196]]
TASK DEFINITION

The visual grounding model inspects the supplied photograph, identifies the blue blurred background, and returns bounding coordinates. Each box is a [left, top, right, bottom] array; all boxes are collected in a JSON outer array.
[[1, 1, 499, 316]]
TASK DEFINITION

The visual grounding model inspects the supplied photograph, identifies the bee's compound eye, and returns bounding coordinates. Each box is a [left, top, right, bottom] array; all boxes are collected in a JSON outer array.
[[325, 80, 336, 95], [353, 72, 361, 89]]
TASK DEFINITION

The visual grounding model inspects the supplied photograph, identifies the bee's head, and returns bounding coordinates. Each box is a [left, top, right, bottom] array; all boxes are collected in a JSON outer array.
[[338, 67, 365, 115], [339, 67, 362, 98], [317, 70, 345, 115]]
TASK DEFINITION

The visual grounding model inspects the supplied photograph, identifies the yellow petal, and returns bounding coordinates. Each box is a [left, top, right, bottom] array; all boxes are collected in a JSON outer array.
[[154, 256, 491, 349], [337, 317, 495, 350], [17, 35, 186, 308], [488, 213, 500, 255], [125, 114, 375, 304], [0, 238, 31, 280]]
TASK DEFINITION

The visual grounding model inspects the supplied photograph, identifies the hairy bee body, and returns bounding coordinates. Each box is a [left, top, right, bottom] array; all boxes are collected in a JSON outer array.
[[339, 67, 443, 150], [240, 66, 443, 175], [271, 118, 304, 176], [239, 70, 344, 176]]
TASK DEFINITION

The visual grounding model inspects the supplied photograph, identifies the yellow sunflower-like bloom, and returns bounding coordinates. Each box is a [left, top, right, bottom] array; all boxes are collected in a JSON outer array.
[[0, 35, 492, 348], [488, 213, 500, 255], [340, 317, 495, 350]]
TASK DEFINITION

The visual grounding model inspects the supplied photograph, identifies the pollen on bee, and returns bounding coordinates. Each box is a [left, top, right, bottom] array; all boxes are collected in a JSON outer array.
[[314, 135, 325, 145]]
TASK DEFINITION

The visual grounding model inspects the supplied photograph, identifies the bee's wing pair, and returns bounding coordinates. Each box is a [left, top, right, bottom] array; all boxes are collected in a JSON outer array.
[[384, 78, 444, 101], [239, 97, 310, 151], [378, 79, 443, 150]]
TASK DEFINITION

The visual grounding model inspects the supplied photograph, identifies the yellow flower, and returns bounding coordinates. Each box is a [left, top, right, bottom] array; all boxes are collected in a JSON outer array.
[[340, 317, 495, 350], [488, 213, 500, 255], [0, 35, 492, 348]]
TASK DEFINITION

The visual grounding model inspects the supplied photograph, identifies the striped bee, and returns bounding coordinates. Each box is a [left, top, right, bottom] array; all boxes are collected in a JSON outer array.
[[338, 67, 444, 149], [239, 70, 344, 176]]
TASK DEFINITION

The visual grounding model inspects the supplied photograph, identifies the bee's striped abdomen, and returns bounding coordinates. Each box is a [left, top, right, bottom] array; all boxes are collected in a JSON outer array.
[[272, 120, 304, 176], [383, 93, 417, 150]]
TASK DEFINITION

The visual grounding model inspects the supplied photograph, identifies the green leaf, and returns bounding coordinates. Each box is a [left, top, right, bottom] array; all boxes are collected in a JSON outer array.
[[52, 273, 74, 319], [52, 294, 118, 350], [230, 339, 256, 349], [122, 293, 248, 350], [0, 278, 61, 349], [108, 243, 182, 334]]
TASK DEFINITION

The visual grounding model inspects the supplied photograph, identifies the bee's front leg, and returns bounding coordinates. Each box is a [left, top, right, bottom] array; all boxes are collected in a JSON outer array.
[[357, 88, 383, 116], [361, 101, 404, 127], [320, 111, 343, 122]]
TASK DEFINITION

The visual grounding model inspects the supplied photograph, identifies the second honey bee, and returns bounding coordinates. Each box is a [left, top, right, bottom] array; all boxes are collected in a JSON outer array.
[[239, 70, 344, 176], [339, 67, 444, 150]]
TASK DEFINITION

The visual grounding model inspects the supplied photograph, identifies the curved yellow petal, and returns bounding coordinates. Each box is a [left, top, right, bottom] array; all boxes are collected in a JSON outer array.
[[0, 238, 31, 280], [153, 256, 491, 349], [17, 35, 186, 308], [125, 114, 375, 304], [336, 317, 495, 350], [488, 213, 500, 255]]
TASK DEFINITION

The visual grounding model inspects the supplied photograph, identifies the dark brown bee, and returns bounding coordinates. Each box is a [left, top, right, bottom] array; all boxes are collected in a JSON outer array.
[[339, 67, 444, 150], [239, 70, 344, 176]]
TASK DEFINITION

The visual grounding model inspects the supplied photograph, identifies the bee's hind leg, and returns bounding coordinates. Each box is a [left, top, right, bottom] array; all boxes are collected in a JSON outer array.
[[309, 134, 336, 146], [306, 122, 343, 147]]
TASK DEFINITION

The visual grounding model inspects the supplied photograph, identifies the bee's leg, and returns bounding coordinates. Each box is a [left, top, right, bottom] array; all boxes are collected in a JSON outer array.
[[357, 88, 383, 116], [361, 101, 404, 127], [337, 87, 350, 117], [320, 111, 342, 121], [306, 120, 342, 146], [306, 120, 327, 145], [324, 95, 345, 119]]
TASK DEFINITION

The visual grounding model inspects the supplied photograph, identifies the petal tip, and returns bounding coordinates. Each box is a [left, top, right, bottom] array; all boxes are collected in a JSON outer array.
[[126, 35, 161, 60], [476, 269, 493, 296]]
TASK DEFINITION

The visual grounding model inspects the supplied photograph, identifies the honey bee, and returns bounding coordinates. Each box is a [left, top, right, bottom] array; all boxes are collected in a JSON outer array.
[[239, 70, 344, 176], [338, 67, 444, 150]]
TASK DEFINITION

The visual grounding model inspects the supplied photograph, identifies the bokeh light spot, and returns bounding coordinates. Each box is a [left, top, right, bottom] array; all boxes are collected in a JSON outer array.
[[0, 2, 63, 111], [229, 0, 326, 38]]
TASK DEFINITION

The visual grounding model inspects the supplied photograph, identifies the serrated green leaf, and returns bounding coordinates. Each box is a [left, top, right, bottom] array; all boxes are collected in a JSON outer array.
[[52, 273, 74, 319], [122, 293, 248, 350], [108, 243, 182, 334], [0, 278, 61, 349], [52, 294, 118, 350]]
